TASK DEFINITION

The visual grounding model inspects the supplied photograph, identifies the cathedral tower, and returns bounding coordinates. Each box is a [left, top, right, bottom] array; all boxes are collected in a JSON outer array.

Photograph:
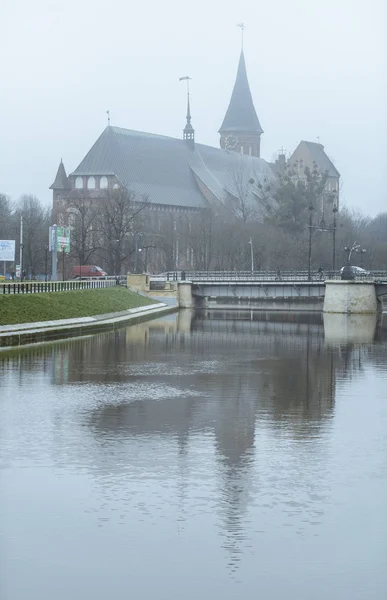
[[219, 51, 263, 157]]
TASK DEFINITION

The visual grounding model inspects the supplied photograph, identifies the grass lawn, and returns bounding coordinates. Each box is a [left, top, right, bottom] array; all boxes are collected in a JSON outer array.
[[0, 287, 155, 326]]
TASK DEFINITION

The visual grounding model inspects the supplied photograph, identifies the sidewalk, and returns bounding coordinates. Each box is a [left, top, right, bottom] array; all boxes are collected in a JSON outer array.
[[0, 302, 177, 349]]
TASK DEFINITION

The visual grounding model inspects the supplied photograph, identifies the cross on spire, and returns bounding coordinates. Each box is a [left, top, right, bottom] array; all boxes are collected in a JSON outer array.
[[237, 22, 245, 50]]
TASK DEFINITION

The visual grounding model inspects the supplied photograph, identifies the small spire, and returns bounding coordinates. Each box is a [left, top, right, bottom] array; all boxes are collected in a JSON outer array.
[[180, 76, 195, 147]]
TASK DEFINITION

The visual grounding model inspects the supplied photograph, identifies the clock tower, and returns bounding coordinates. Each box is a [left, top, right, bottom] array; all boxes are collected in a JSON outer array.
[[219, 51, 263, 157]]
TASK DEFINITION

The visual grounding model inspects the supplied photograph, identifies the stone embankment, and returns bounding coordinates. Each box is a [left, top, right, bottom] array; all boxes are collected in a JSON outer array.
[[0, 303, 176, 349]]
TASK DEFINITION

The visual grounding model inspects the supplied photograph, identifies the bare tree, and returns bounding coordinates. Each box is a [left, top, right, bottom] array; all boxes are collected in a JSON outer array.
[[15, 195, 50, 276], [0, 194, 12, 239], [67, 195, 102, 269], [98, 185, 149, 274]]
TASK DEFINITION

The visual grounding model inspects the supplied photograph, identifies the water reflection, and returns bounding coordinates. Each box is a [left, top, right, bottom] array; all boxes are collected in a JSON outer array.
[[1, 311, 386, 596], [324, 313, 377, 344]]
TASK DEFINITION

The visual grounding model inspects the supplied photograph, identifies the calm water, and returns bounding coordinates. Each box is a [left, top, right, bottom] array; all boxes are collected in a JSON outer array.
[[1, 310, 386, 600]]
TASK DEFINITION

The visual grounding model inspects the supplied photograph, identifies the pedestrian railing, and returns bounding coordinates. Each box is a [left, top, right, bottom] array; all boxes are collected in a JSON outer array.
[[159, 270, 387, 283], [0, 279, 117, 295]]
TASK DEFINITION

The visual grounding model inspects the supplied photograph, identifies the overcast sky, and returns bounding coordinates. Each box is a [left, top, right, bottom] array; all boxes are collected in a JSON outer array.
[[1, 0, 386, 216]]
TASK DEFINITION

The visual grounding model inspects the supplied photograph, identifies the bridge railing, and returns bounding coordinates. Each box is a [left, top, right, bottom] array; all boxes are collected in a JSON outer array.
[[160, 270, 333, 282], [157, 270, 387, 283], [0, 278, 118, 295]]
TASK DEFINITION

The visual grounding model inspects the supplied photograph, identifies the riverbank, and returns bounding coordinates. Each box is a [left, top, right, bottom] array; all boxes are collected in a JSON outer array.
[[0, 302, 177, 348], [0, 287, 154, 326], [0, 287, 178, 348]]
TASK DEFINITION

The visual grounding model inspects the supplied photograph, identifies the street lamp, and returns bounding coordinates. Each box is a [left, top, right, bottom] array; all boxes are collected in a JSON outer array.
[[134, 233, 142, 273], [307, 203, 314, 281], [248, 237, 254, 274], [332, 204, 338, 273], [341, 241, 366, 280]]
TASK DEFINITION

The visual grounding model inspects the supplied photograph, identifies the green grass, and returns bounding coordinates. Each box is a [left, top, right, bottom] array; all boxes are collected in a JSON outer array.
[[0, 287, 155, 326]]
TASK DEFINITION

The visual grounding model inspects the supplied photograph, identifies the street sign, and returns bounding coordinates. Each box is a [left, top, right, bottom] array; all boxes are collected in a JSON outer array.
[[56, 227, 71, 253], [0, 240, 16, 262]]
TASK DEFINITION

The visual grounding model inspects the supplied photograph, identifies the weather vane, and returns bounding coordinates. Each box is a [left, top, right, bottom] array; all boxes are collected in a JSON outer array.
[[179, 76, 192, 95], [106, 109, 110, 126], [237, 22, 245, 49]]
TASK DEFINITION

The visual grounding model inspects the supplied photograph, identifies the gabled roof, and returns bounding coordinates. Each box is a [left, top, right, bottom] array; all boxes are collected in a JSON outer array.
[[70, 126, 274, 210], [290, 141, 340, 178], [219, 51, 263, 135], [50, 160, 71, 190]]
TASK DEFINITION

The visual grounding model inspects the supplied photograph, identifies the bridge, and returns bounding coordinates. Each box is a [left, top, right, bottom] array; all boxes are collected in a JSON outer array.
[[151, 271, 387, 313]]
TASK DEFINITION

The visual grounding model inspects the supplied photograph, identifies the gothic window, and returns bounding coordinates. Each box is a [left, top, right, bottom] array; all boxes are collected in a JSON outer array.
[[100, 176, 108, 189], [75, 176, 83, 189], [87, 176, 96, 190]]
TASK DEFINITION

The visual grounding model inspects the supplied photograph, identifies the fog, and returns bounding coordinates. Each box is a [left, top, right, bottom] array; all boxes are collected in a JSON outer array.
[[1, 0, 386, 215]]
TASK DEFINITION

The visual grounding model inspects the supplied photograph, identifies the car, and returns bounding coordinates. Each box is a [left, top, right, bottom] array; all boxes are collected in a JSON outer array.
[[71, 265, 107, 279], [340, 265, 371, 277]]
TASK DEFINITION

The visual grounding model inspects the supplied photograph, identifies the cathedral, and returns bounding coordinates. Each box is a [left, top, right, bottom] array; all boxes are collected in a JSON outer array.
[[50, 48, 340, 271], [51, 50, 275, 216]]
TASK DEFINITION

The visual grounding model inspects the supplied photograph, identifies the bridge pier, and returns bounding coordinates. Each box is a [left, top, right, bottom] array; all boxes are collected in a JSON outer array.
[[323, 280, 378, 314], [177, 282, 195, 308]]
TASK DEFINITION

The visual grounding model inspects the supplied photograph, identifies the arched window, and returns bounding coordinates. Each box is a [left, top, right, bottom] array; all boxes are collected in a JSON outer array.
[[100, 176, 108, 189], [75, 176, 83, 189], [87, 176, 96, 190]]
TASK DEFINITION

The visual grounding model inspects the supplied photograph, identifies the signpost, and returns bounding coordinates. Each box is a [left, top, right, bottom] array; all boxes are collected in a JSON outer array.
[[0, 240, 16, 278], [49, 226, 70, 280]]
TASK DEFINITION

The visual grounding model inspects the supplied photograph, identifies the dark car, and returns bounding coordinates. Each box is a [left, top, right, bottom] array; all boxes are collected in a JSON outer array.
[[340, 265, 371, 278]]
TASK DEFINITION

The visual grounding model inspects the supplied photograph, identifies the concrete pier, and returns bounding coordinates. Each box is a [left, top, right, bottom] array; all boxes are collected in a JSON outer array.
[[323, 281, 378, 314], [177, 282, 195, 308]]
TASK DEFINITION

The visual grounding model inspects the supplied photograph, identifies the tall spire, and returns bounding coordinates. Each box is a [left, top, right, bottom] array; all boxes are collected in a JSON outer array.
[[180, 76, 195, 148], [219, 50, 263, 157], [219, 51, 263, 135]]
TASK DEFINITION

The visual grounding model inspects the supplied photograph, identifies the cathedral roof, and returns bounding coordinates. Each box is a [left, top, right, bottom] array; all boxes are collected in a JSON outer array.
[[219, 51, 263, 135], [50, 160, 71, 190], [70, 126, 274, 210]]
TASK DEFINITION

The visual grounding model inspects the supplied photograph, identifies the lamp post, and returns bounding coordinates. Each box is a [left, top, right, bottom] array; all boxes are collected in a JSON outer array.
[[307, 203, 314, 281], [134, 233, 142, 273], [341, 241, 365, 280], [332, 204, 338, 273], [248, 237, 254, 274]]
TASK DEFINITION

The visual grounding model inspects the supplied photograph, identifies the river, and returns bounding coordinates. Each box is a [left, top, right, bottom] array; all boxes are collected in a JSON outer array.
[[1, 310, 386, 599]]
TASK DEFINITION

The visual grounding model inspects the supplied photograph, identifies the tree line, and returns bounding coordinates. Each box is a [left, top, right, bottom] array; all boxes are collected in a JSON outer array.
[[1, 165, 386, 277]]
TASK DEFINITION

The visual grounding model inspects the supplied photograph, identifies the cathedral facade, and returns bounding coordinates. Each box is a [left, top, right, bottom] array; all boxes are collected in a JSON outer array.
[[50, 49, 340, 273]]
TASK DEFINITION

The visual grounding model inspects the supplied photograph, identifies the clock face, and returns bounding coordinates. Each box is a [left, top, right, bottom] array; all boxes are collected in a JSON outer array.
[[225, 134, 238, 150]]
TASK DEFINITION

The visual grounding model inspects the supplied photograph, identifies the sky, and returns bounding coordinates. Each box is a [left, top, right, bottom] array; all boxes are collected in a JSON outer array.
[[1, 0, 386, 216]]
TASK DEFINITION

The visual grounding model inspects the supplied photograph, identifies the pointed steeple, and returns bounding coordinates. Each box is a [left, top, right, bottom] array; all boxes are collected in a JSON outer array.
[[219, 51, 263, 157], [50, 160, 71, 190]]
